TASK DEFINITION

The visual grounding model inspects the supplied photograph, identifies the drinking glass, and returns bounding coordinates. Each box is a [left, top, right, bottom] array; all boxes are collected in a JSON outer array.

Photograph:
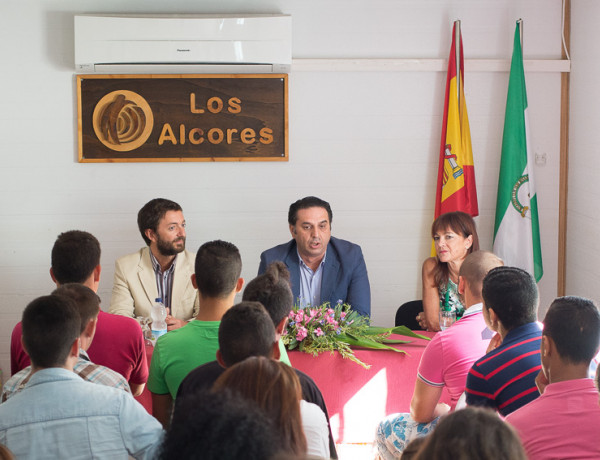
[[439, 310, 456, 331]]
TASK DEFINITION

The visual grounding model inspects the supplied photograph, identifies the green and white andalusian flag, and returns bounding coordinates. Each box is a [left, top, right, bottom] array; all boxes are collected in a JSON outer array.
[[493, 21, 543, 282]]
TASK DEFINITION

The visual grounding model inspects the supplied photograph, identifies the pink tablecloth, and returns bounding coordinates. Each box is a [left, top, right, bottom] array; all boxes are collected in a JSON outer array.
[[288, 331, 449, 444]]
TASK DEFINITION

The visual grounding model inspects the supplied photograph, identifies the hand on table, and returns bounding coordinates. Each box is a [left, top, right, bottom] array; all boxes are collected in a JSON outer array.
[[416, 312, 428, 331]]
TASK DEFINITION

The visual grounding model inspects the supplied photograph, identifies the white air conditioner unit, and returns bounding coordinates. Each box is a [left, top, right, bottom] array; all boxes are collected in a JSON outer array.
[[74, 14, 292, 74]]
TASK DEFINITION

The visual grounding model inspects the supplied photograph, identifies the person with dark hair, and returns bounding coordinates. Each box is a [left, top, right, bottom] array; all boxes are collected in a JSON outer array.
[[213, 357, 311, 457], [148, 240, 243, 428], [465, 266, 542, 416], [375, 251, 502, 458], [413, 407, 527, 460], [2, 284, 130, 401], [399, 436, 427, 460], [50, 229, 102, 284], [243, 261, 294, 365], [258, 196, 371, 317], [161, 389, 283, 460], [219, 301, 277, 367], [9, 230, 148, 395], [177, 301, 336, 458], [506, 296, 600, 459], [243, 262, 337, 456], [110, 198, 198, 329], [397, 211, 480, 331], [0, 295, 163, 459]]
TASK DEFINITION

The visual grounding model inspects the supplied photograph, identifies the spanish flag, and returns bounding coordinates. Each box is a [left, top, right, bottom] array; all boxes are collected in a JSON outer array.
[[434, 21, 478, 218]]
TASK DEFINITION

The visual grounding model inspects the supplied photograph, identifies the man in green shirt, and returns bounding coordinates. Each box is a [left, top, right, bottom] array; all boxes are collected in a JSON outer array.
[[148, 240, 243, 428]]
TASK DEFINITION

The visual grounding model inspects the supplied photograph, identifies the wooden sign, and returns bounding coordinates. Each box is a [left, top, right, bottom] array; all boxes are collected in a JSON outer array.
[[77, 74, 288, 162]]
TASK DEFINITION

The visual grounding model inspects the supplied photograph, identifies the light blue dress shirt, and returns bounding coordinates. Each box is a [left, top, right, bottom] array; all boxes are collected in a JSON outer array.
[[298, 250, 326, 308], [0, 368, 163, 459]]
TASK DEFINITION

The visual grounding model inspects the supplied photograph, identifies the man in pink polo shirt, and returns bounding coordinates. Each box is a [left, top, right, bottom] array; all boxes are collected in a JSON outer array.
[[375, 251, 502, 459], [506, 296, 600, 460]]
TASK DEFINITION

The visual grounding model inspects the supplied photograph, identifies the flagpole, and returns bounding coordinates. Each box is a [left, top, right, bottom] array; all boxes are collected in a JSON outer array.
[[518, 18, 523, 49], [455, 20, 461, 110]]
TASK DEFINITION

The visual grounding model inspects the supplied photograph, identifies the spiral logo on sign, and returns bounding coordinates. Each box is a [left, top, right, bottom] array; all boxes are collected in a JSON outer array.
[[92, 91, 154, 151]]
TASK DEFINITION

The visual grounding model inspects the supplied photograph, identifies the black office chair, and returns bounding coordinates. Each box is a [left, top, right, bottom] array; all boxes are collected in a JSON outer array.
[[395, 300, 424, 330]]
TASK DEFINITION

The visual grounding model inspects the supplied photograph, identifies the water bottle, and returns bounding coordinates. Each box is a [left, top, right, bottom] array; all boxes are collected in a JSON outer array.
[[151, 297, 168, 341]]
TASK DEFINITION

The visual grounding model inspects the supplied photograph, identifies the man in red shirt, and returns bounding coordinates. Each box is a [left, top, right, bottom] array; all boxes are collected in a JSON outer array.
[[10, 230, 148, 395]]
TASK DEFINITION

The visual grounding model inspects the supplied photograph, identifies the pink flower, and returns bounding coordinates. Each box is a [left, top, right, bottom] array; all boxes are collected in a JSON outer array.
[[340, 312, 346, 319], [295, 310, 305, 323], [288, 310, 296, 319], [296, 326, 308, 341], [315, 327, 324, 337], [305, 308, 319, 324], [326, 316, 338, 328], [327, 308, 335, 316]]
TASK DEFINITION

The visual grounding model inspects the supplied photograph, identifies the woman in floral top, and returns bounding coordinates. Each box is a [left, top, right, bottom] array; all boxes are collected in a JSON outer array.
[[417, 211, 479, 331]]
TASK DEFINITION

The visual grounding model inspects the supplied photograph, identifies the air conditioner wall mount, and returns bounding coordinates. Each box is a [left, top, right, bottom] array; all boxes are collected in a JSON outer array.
[[74, 14, 292, 74]]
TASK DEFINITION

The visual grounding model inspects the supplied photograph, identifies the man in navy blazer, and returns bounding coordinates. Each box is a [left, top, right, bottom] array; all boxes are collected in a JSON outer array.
[[258, 196, 371, 317]]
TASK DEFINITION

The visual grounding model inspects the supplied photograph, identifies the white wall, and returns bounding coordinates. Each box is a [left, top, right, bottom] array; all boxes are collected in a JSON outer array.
[[0, 0, 565, 380], [566, 0, 600, 303]]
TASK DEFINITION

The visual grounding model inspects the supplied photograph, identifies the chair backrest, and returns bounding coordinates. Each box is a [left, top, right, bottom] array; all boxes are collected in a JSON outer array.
[[394, 300, 423, 329]]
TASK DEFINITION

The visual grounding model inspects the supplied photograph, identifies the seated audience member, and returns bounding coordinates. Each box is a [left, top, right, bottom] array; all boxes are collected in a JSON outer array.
[[177, 302, 332, 459], [466, 266, 542, 416], [3, 283, 130, 401], [109, 198, 199, 328], [412, 407, 527, 460], [209, 262, 337, 456], [258, 196, 371, 317], [506, 296, 600, 459], [10, 230, 147, 395], [176, 301, 282, 396], [161, 389, 282, 460], [148, 240, 243, 427], [213, 356, 321, 458], [244, 261, 294, 365], [243, 259, 337, 457], [375, 251, 502, 458], [0, 295, 163, 458]]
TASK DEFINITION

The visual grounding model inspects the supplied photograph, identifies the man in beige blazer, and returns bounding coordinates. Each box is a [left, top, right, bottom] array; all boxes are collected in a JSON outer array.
[[109, 198, 199, 330]]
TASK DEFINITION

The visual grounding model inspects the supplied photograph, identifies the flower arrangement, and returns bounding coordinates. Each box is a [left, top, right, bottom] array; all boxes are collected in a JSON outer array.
[[283, 301, 429, 368]]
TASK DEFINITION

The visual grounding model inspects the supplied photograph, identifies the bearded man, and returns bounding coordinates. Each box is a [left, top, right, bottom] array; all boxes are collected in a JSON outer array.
[[109, 198, 199, 330]]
